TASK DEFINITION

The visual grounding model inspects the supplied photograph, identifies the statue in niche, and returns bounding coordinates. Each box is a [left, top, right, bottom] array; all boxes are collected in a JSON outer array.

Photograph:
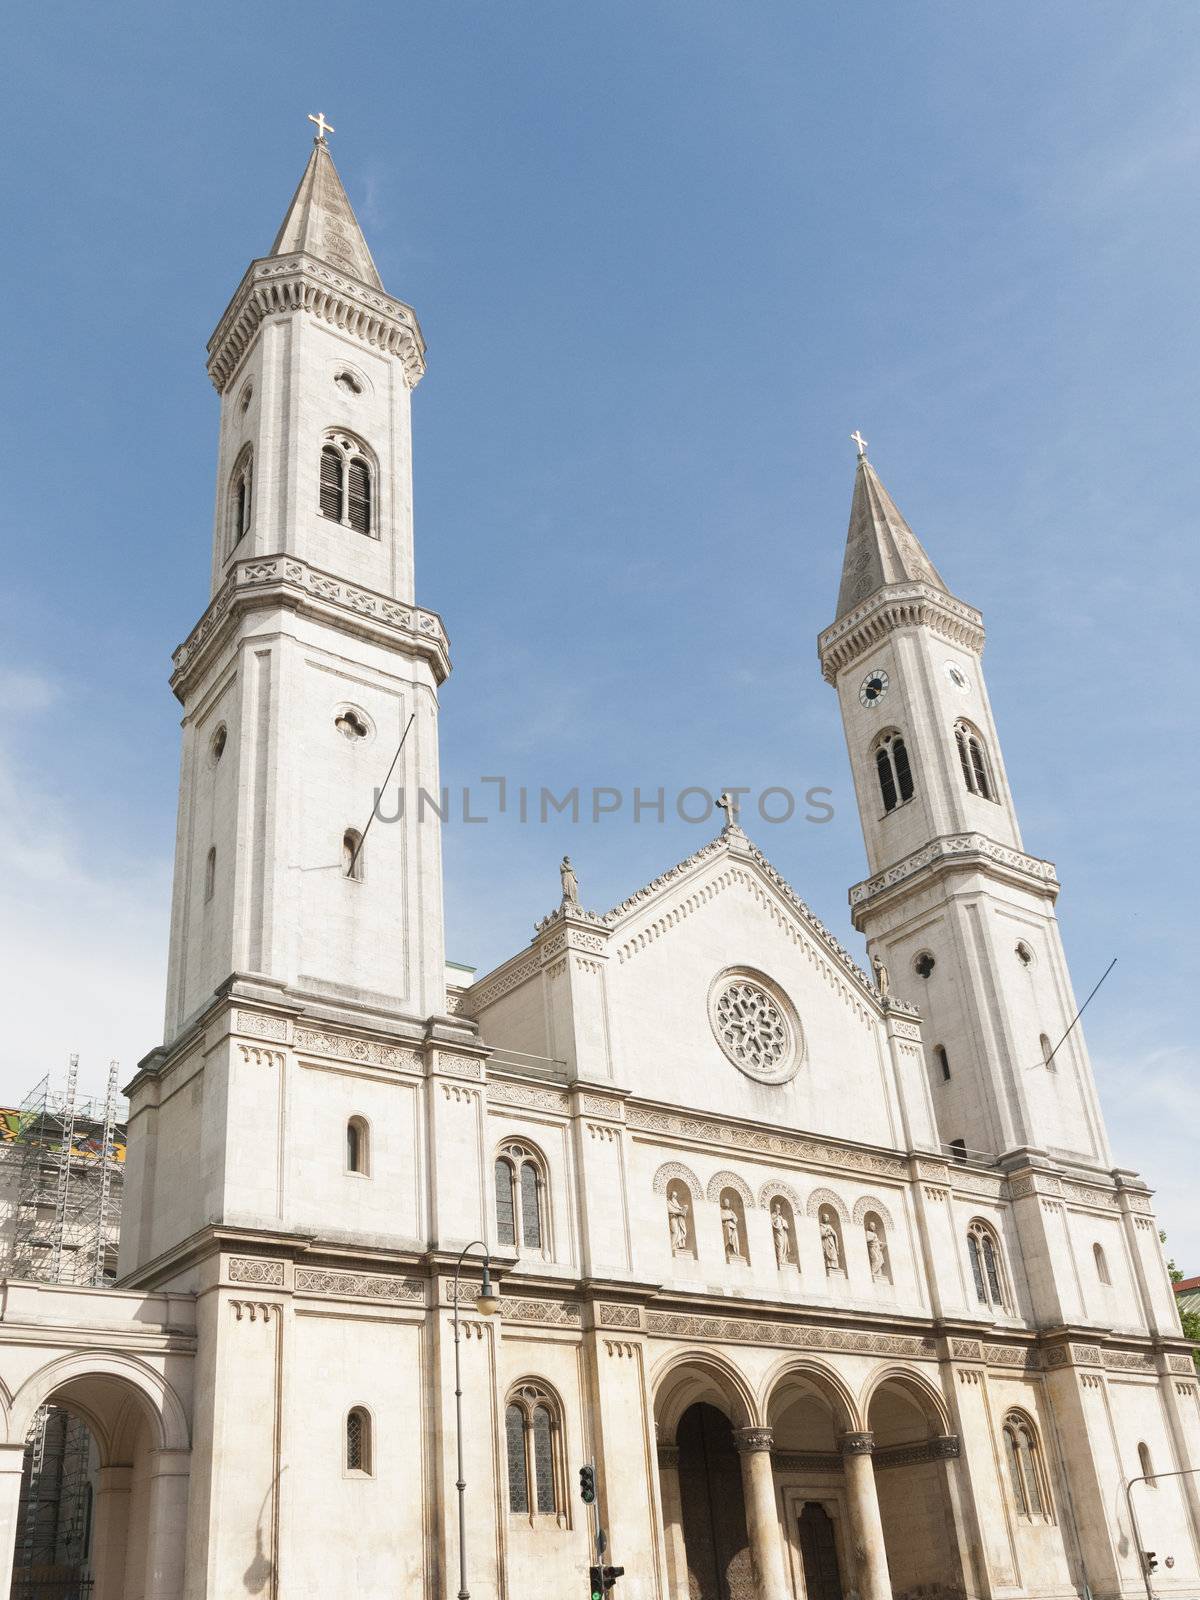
[[721, 1199, 743, 1261], [865, 1222, 887, 1281], [820, 1213, 841, 1273], [666, 1188, 690, 1255], [771, 1203, 792, 1268], [872, 953, 890, 1000], [560, 855, 579, 905]]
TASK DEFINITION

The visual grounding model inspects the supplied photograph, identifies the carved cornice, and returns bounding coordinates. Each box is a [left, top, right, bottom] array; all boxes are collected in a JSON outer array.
[[172, 554, 451, 695], [208, 253, 426, 393], [817, 582, 985, 684], [644, 1310, 936, 1360], [850, 832, 1059, 921], [628, 1103, 908, 1181]]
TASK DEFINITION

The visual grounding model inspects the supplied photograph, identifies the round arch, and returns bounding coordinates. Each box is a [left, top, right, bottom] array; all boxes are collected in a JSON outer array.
[[7, 1350, 191, 1460], [760, 1354, 862, 1435], [861, 1364, 953, 1439], [651, 1349, 759, 1441]]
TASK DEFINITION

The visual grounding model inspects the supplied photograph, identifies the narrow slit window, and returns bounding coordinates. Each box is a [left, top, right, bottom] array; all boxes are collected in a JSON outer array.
[[346, 1408, 372, 1474], [935, 1045, 951, 1081], [204, 846, 216, 903], [347, 1117, 368, 1175], [347, 457, 372, 533], [520, 1160, 542, 1249], [495, 1160, 516, 1247], [1093, 1242, 1111, 1285], [506, 1404, 530, 1514], [320, 446, 343, 519]]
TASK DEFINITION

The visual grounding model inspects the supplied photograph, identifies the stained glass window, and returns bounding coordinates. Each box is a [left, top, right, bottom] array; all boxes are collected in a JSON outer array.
[[520, 1161, 542, 1249], [506, 1405, 529, 1514], [532, 1406, 555, 1513], [495, 1160, 516, 1246], [346, 1408, 370, 1474]]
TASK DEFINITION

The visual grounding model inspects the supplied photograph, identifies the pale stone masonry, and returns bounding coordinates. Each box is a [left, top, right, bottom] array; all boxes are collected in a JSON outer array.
[[0, 132, 1194, 1600]]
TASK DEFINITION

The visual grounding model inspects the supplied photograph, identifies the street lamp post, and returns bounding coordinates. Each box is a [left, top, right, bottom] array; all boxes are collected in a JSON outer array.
[[452, 1240, 502, 1600]]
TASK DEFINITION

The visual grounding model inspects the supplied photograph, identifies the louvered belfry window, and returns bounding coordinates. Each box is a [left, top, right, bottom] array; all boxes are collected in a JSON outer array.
[[347, 457, 371, 533], [320, 435, 374, 533], [320, 446, 343, 519], [874, 731, 914, 814]]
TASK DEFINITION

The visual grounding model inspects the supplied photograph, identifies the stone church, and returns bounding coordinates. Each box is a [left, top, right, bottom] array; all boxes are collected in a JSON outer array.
[[0, 129, 1194, 1600]]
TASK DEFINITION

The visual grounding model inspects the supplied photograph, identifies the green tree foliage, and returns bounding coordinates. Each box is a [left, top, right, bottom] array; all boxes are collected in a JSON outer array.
[[1162, 1232, 1200, 1371]]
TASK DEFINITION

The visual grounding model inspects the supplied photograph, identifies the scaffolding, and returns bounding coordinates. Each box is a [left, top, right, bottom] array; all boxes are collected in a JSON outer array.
[[3, 1058, 125, 1600]]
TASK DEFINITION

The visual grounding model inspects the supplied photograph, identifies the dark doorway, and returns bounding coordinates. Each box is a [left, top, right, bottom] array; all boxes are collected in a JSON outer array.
[[675, 1403, 754, 1600], [796, 1502, 843, 1600]]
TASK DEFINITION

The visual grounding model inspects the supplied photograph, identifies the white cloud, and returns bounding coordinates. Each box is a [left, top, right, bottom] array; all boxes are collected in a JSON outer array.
[[0, 669, 60, 714]]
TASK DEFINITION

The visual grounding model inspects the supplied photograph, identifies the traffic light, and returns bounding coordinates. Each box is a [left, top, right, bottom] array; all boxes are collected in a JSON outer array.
[[588, 1565, 624, 1597], [1144, 1552, 1159, 1574], [602, 1565, 625, 1592], [579, 1464, 596, 1504]]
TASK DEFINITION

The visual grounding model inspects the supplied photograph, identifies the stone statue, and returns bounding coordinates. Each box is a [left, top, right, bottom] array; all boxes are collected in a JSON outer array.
[[872, 953, 890, 999], [821, 1216, 841, 1272], [866, 1223, 887, 1281], [559, 855, 579, 905], [721, 1201, 742, 1261], [716, 790, 740, 831], [771, 1203, 791, 1268], [666, 1189, 690, 1255]]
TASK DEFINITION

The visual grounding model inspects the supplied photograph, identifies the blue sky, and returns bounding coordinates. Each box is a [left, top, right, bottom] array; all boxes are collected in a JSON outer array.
[[2, 4, 1197, 1262]]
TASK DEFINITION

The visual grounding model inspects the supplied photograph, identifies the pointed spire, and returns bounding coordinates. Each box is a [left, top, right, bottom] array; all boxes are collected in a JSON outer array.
[[835, 448, 949, 619], [270, 136, 383, 290]]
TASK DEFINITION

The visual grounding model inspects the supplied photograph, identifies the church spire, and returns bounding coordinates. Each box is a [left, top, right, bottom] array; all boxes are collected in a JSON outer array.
[[270, 130, 383, 290], [834, 447, 949, 620]]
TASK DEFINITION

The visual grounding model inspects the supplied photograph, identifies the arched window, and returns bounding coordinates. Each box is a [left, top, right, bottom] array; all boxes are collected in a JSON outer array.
[[967, 1219, 1008, 1311], [505, 1382, 566, 1523], [954, 720, 995, 801], [319, 432, 375, 534], [229, 446, 253, 552], [1002, 1411, 1050, 1519], [495, 1144, 547, 1255], [934, 1045, 951, 1082], [863, 1211, 891, 1284], [343, 829, 364, 881], [204, 846, 216, 903], [346, 1407, 372, 1475], [1138, 1441, 1156, 1485], [1040, 1033, 1056, 1071], [1093, 1242, 1111, 1286], [346, 1116, 369, 1176], [873, 730, 914, 814]]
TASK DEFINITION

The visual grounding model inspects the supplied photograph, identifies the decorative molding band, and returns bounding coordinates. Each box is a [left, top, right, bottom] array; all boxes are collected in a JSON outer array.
[[293, 1267, 423, 1304], [983, 1345, 1041, 1371], [733, 1427, 773, 1455], [817, 583, 986, 683], [229, 1257, 286, 1287], [771, 1449, 843, 1473], [172, 555, 450, 691], [1168, 1354, 1197, 1375], [644, 1310, 936, 1360], [501, 1298, 583, 1327], [627, 1105, 907, 1181], [294, 1026, 421, 1073], [577, 1093, 626, 1122], [874, 1436, 961, 1470], [806, 1188, 851, 1225], [463, 955, 542, 1012], [230, 1300, 274, 1323], [950, 1169, 1005, 1200], [1103, 1350, 1156, 1373], [1042, 1342, 1103, 1369], [657, 1444, 681, 1469], [236, 1010, 289, 1042], [949, 1338, 983, 1362], [1059, 1181, 1120, 1211], [488, 1080, 570, 1113], [850, 831, 1059, 914], [598, 1304, 644, 1330], [208, 254, 426, 393]]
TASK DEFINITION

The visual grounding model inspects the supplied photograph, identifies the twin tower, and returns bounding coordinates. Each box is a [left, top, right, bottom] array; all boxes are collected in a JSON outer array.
[[126, 131, 1114, 1278]]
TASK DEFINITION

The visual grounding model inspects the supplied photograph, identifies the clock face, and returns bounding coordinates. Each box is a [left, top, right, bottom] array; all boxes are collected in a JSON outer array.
[[945, 662, 970, 692], [859, 668, 890, 709]]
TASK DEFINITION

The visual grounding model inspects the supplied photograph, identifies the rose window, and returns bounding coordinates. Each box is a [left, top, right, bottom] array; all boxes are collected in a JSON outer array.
[[714, 980, 790, 1074]]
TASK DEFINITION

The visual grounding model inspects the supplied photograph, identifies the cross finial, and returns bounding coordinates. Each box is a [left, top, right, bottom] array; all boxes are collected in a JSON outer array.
[[308, 112, 336, 143], [850, 430, 868, 459], [717, 790, 740, 830]]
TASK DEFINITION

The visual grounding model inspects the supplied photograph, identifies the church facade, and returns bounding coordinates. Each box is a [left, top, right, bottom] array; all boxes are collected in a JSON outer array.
[[0, 133, 1195, 1600]]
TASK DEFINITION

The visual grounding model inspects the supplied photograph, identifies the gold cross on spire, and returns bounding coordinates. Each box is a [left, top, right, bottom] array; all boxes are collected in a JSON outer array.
[[850, 430, 868, 459], [308, 112, 336, 143]]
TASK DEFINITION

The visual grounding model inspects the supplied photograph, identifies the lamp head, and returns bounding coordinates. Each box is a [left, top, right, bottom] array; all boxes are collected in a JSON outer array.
[[477, 1255, 501, 1317]]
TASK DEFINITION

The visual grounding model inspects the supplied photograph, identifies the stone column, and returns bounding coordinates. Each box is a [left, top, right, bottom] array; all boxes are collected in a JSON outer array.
[[0, 1444, 25, 1599], [840, 1432, 891, 1600], [657, 1442, 690, 1600], [91, 1464, 134, 1600], [733, 1427, 789, 1600], [141, 1447, 191, 1599]]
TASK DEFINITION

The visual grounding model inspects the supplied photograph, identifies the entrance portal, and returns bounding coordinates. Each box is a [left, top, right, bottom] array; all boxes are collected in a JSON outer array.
[[676, 1403, 754, 1600], [796, 1502, 843, 1600]]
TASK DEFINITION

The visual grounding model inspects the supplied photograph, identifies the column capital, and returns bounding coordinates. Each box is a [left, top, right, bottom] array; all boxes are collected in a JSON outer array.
[[657, 1443, 681, 1470], [732, 1426, 774, 1455], [839, 1430, 875, 1456], [931, 1434, 962, 1459]]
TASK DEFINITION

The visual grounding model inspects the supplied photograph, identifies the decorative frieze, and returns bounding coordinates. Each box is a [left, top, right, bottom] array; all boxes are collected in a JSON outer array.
[[230, 1300, 274, 1322], [874, 1436, 961, 1470], [236, 1010, 288, 1041], [1103, 1351, 1156, 1373], [293, 1026, 421, 1073], [849, 831, 1059, 910], [598, 1304, 643, 1330], [229, 1257, 285, 1287], [772, 1450, 842, 1473], [644, 1310, 936, 1359], [1167, 1354, 1197, 1375], [465, 955, 542, 1011], [488, 1080, 570, 1113], [578, 1094, 625, 1121], [501, 1298, 582, 1327], [983, 1345, 1040, 1371], [1060, 1181, 1119, 1210], [294, 1267, 423, 1303], [238, 1044, 285, 1069], [628, 1105, 906, 1181], [949, 1338, 983, 1362]]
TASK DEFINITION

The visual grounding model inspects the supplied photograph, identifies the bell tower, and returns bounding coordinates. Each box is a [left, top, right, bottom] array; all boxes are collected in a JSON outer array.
[[161, 125, 450, 1044], [818, 444, 1112, 1173]]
